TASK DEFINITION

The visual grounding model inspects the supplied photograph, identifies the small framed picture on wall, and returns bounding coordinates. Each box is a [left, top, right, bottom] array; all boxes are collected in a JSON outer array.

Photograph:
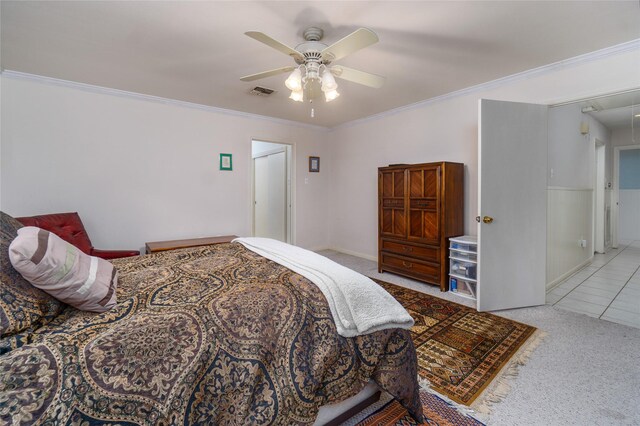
[[220, 153, 232, 171], [309, 156, 320, 172]]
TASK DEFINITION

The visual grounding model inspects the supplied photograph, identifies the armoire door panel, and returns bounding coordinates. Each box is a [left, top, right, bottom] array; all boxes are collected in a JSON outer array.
[[408, 210, 439, 242], [381, 208, 406, 237], [409, 168, 439, 198], [409, 210, 423, 238], [394, 210, 406, 235], [423, 211, 439, 241], [382, 209, 393, 234], [409, 170, 423, 197], [382, 170, 405, 198], [407, 165, 440, 243], [382, 172, 394, 197], [394, 172, 405, 198], [380, 169, 407, 239], [423, 168, 439, 198]]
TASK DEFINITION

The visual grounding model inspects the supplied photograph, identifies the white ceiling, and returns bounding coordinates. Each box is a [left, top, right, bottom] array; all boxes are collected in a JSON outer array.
[[577, 90, 640, 130], [2, 1, 639, 128], [590, 106, 640, 130]]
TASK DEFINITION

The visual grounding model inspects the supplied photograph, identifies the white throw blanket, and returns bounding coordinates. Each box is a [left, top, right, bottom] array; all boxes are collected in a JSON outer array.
[[234, 237, 414, 337]]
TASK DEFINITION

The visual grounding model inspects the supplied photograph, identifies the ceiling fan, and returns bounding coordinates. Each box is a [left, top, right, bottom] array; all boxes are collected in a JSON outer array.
[[241, 27, 385, 103]]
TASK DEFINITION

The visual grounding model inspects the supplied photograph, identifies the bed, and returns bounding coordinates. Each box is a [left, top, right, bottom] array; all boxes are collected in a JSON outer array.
[[0, 212, 422, 425]]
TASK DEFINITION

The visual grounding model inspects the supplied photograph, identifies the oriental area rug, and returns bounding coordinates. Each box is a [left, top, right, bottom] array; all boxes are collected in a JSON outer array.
[[348, 389, 484, 426], [374, 279, 542, 412]]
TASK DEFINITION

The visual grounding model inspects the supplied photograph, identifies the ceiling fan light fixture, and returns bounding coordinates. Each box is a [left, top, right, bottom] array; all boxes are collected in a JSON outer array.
[[243, 27, 383, 106], [324, 88, 340, 102], [289, 88, 304, 102], [321, 70, 338, 92], [285, 68, 303, 91]]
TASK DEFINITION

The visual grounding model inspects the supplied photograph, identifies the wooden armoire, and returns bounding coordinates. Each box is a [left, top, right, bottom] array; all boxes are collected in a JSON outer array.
[[378, 162, 464, 291]]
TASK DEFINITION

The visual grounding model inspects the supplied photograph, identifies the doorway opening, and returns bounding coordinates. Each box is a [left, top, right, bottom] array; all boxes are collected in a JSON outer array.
[[613, 144, 640, 247], [251, 140, 292, 243]]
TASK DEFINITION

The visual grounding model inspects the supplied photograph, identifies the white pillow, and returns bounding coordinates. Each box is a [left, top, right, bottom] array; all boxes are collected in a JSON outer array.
[[9, 226, 117, 312]]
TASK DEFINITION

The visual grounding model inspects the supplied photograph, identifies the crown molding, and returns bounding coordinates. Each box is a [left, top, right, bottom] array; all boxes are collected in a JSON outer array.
[[331, 38, 640, 131], [2, 38, 638, 132], [0, 70, 330, 132]]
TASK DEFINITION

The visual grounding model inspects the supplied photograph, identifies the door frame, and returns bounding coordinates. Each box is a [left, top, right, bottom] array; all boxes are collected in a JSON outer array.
[[612, 143, 640, 248], [250, 139, 294, 244], [593, 138, 606, 253]]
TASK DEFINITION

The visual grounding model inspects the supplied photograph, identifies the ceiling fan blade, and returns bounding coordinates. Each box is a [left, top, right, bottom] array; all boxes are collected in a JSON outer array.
[[245, 31, 304, 61], [321, 28, 379, 62], [330, 66, 385, 88], [240, 66, 295, 82]]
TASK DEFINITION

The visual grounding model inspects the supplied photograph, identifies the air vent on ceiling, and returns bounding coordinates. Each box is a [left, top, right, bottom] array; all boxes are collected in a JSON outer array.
[[249, 86, 276, 96]]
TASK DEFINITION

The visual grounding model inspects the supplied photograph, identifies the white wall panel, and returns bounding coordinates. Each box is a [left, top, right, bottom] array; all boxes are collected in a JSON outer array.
[[619, 190, 640, 240], [546, 188, 593, 288]]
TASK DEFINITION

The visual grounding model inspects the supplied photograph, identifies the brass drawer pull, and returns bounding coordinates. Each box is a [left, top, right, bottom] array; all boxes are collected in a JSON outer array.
[[402, 261, 413, 268]]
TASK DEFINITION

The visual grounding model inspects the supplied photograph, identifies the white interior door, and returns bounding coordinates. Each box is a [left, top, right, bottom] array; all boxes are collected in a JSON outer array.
[[477, 99, 548, 311], [267, 151, 287, 241], [594, 142, 606, 253], [254, 155, 269, 238], [253, 151, 287, 242]]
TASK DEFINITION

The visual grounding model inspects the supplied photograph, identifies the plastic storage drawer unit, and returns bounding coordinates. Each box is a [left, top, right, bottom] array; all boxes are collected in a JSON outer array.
[[449, 235, 478, 301], [449, 237, 477, 252], [449, 250, 476, 262], [450, 259, 477, 280], [449, 277, 476, 298]]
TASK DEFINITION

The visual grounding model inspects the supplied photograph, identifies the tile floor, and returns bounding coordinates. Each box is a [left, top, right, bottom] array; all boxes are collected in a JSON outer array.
[[547, 239, 640, 328]]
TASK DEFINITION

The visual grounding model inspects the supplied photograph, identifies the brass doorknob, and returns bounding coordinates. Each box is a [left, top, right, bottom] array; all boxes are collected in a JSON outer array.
[[483, 216, 494, 224]]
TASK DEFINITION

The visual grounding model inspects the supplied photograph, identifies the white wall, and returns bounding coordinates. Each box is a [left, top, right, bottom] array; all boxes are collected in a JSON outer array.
[[548, 104, 611, 189], [611, 127, 639, 148], [619, 189, 640, 240], [327, 47, 640, 261], [546, 189, 593, 286], [0, 76, 330, 252], [545, 104, 612, 286], [548, 104, 593, 189]]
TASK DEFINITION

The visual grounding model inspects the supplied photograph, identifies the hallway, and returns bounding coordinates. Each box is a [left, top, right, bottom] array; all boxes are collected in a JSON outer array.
[[547, 240, 640, 328]]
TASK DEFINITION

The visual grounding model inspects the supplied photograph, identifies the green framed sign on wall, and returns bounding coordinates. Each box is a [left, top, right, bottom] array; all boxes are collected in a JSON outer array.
[[219, 153, 232, 171]]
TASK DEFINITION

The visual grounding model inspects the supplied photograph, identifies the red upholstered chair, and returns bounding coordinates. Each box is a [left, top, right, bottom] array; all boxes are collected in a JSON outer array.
[[16, 212, 139, 260]]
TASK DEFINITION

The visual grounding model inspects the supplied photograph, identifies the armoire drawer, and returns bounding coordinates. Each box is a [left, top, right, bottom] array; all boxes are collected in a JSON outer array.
[[380, 252, 440, 282], [381, 239, 439, 262]]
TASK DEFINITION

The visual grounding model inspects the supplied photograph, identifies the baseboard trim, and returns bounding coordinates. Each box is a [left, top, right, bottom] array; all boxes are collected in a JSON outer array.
[[308, 246, 331, 253], [546, 255, 594, 292], [328, 247, 378, 262]]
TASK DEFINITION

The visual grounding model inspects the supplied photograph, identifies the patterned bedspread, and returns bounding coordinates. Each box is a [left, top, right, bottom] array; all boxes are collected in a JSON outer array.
[[1, 242, 422, 425]]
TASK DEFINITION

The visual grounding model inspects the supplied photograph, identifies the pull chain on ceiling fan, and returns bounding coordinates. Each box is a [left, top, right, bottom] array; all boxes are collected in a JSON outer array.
[[241, 27, 385, 104]]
